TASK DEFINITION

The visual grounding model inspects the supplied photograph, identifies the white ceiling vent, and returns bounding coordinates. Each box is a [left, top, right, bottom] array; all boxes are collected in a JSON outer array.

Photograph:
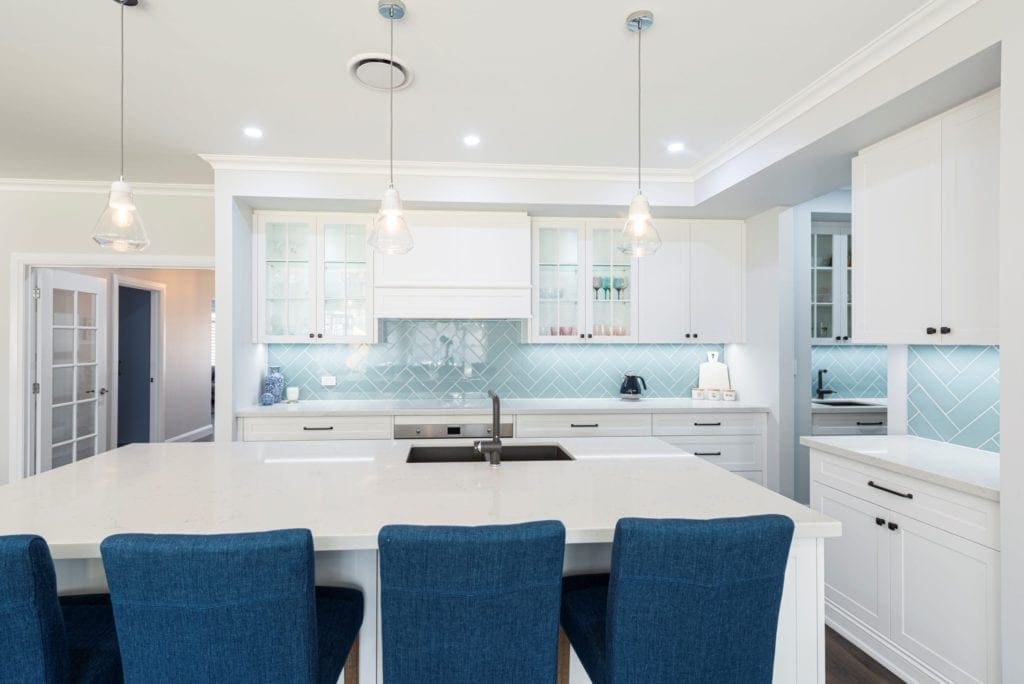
[[348, 53, 414, 91]]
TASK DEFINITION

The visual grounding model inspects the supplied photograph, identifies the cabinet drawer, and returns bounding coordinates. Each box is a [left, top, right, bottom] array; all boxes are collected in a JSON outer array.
[[810, 450, 999, 549], [658, 435, 763, 471], [653, 412, 763, 436], [515, 413, 651, 438], [811, 412, 887, 435], [241, 416, 392, 441]]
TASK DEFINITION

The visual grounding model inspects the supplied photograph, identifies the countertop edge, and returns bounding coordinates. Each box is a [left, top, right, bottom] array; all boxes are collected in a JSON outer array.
[[236, 403, 773, 418], [800, 436, 999, 502]]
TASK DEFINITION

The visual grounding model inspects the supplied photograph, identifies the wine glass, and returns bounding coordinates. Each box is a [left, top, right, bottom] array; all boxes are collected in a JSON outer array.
[[612, 276, 624, 300], [619, 275, 629, 300], [592, 276, 601, 301], [600, 276, 611, 300]]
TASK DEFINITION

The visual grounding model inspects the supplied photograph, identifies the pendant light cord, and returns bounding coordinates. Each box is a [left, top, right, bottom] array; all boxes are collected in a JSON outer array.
[[388, 8, 395, 188], [636, 17, 642, 193], [120, 1, 125, 181]]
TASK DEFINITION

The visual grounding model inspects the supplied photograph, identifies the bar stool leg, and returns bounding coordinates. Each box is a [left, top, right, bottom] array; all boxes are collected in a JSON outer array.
[[343, 636, 359, 684], [557, 628, 570, 684]]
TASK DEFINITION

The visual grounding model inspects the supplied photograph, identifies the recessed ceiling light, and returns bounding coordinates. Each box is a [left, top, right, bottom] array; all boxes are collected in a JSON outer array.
[[666, 141, 685, 153], [243, 126, 264, 139], [463, 134, 481, 147]]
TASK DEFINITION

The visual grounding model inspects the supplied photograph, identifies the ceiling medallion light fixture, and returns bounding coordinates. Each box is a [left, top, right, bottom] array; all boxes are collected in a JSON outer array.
[[367, 0, 414, 255], [616, 10, 661, 257], [92, 0, 149, 253]]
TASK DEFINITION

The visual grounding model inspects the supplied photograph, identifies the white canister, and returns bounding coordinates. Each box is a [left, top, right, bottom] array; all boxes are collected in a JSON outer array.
[[691, 388, 707, 400], [722, 389, 737, 401], [707, 389, 722, 401], [286, 387, 300, 403]]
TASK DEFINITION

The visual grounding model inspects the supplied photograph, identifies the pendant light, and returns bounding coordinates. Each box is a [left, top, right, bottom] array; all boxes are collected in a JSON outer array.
[[616, 10, 661, 257], [92, 0, 149, 253], [367, 0, 414, 255]]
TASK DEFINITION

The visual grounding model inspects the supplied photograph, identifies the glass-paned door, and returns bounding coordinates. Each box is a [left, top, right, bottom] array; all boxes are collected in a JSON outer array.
[[320, 217, 373, 342], [534, 222, 585, 342], [811, 219, 853, 343], [35, 269, 108, 473], [588, 222, 637, 342], [259, 215, 316, 341]]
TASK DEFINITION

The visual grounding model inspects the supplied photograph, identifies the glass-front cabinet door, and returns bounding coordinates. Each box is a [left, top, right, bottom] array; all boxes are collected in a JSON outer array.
[[533, 220, 586, 342], [811, 218, 852, 343], [256, 211, 375, 344], [587, 220, 638, 343], [530, 219, 637, 343], [318, 215, 373, 342]]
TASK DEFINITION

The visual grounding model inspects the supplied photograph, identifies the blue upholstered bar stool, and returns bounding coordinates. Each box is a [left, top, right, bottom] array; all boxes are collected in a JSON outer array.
[[378, 521, 566, 683], [560, 515, 795, 684], [100, 529, 363, 684], [0, 534, 122, 683]]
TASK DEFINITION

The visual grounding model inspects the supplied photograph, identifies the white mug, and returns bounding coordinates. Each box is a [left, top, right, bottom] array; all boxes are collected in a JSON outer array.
[[286, 387, 300, 402]]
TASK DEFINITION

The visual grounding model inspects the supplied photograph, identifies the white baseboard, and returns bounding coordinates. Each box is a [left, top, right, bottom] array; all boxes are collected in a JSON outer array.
[[165, 424, 213, 443]]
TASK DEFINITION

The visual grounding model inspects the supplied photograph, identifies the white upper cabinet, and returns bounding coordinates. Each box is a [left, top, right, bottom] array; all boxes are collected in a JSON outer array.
[[374, 211, 532, 319], [852, 89, 999, 345], [255, 211, 375, 344], [637, 220, 745, 343], [529, 218, 638, 343]]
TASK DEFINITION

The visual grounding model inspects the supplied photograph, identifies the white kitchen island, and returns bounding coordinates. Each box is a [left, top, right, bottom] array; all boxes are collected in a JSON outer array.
[[0, 437, 839, 683]]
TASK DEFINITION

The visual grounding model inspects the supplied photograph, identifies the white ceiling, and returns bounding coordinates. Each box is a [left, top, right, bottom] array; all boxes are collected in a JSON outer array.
[[2, 0, 929, 184]]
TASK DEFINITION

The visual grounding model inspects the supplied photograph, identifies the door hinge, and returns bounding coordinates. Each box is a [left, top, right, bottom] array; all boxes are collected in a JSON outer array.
[[32, 287, 41, 300], [32, 382, 40, 395]]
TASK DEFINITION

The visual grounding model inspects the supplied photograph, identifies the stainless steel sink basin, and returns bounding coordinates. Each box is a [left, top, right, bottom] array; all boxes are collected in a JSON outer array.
[[812, 400, 876, 407], [406, 445, 574, 463]]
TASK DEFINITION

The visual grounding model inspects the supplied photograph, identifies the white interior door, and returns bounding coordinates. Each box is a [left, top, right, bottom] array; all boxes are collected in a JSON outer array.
[[36, 269, 108, 472]]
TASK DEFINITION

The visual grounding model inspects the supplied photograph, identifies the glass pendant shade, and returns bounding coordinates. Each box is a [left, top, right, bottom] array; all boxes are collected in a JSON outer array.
[[92, 180, 149, 252], [368, 186, 413, 255], [616, 192, 661, 257]]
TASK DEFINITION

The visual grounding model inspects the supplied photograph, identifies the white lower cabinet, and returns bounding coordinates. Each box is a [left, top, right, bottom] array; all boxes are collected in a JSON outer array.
[[514, 413, 651, 438], [811, 450, 1000, 683], [239, 416, 392, 441]]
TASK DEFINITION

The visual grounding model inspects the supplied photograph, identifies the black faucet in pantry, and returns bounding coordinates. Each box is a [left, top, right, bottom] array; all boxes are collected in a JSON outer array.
[[816, 369, 836, 400]]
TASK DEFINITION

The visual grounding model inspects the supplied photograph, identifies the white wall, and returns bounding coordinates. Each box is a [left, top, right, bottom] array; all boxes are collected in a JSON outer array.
[[1, 183, 213, 483], [999, 2, 1024, 677], [726, 207, 792, 497], [66, 268, 214, 443]]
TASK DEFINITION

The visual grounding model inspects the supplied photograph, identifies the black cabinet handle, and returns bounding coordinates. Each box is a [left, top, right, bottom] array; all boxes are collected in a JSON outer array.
[[856, 421, 884, 426], [694, 422, 722, 427], [835, 336, 841, 341], [940, 326, 951, 334], [302, 426, 335, 431], [842, 336, 850, 341], [875, 517, 886, 526], [693, 451, 722, 457], [580, 334, 585, 339], [587, 334, 593, 339], [693, 333, 698, 339], [685, 333, 691, 339], [570, 423, 598, 428], [868, 480, 913, 499], [888, 522, 899, 531], [317, 333, 323, 338], [926, 327, 937, 335]]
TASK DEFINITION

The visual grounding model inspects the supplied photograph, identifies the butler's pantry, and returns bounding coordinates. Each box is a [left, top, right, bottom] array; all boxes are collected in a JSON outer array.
[[1, 1, 1022, 683]]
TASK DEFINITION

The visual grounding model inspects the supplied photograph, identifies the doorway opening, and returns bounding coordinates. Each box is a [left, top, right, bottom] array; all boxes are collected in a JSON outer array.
[[27, 265, 214, 475]]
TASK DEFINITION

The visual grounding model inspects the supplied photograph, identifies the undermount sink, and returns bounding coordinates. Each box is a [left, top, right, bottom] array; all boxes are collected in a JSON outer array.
[[406, 445, 574, 463], [812, 400, 876, 407]]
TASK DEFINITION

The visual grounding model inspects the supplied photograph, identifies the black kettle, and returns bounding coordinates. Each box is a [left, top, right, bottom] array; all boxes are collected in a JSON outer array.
[[619, 372, 647, 400]]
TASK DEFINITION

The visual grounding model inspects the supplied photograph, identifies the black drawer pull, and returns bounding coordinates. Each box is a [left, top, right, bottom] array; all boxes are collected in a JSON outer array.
[[856, 421, 884, 426], [693, 451, 722, 457], [875, 517, 886, 526], [570, 423, 598, 428], [868, 480, 913, 499], [940, 326, 951, 334], [888, 522, 899, 531], [694, 422, 722, 427], [302, 426, 335, 431]]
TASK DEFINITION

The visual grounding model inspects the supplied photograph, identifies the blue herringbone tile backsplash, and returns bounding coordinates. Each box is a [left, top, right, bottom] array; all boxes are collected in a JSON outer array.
[[907, 345, 999, 452], [267, 320, 723, 401], [810, 345, 888, 398]]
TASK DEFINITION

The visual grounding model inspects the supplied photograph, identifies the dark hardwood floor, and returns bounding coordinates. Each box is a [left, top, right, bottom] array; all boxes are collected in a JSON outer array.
[[827, 627, 903, 683]]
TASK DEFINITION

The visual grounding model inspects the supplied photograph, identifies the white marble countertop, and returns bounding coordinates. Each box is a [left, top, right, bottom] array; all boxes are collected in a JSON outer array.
[[237, 397, 771, 418], [800, 435, 999, 501], [0, 438, 837, 558], [810, 398, 888, 413]]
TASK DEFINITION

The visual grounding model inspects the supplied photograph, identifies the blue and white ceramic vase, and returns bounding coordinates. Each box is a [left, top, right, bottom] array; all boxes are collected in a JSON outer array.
[[259, 392, 275, 406], [264, 366, 286, 403]]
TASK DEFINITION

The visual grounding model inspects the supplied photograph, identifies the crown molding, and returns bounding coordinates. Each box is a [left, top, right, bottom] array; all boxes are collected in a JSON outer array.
[[689, 0, 983, 178], [0, 178, 213, 197], [199, 154, 694, 184]]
